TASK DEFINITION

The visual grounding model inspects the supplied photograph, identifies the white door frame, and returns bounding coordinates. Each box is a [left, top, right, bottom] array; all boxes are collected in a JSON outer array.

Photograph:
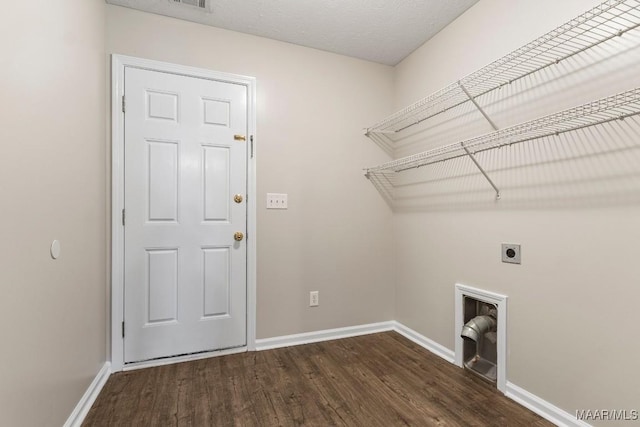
[[110, 54, 257, 371]]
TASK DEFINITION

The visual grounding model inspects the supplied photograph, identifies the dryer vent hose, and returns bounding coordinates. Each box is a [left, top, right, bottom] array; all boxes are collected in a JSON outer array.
[[461, 315, 496, 342]]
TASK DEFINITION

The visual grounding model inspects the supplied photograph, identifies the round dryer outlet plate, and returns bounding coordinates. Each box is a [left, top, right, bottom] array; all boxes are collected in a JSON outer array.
[[501, 243, 521, 264]]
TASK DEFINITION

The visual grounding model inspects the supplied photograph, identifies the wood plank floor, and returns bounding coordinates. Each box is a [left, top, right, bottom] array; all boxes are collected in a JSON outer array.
[[84, 332, 552, 426]]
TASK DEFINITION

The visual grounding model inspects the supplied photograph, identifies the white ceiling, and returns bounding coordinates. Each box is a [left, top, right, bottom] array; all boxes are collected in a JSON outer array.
[[105, 0, 478, 65]]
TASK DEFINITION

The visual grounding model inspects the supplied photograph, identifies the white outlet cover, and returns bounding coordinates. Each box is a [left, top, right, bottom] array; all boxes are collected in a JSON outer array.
[[309, 291, 319, 307], [266, 193, 288, 209]]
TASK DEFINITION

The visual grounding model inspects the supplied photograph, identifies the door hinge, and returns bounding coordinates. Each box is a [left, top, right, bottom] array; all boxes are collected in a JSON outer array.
[[122, 209, 125, 226], [250, 135, 254, 158], [122, 95, 126, 113], [122, 321, 125, 338]]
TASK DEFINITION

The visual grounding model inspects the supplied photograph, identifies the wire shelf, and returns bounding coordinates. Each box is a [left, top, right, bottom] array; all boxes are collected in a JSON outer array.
[[365, 87, 640, 174], [365, 0, 640, 136]]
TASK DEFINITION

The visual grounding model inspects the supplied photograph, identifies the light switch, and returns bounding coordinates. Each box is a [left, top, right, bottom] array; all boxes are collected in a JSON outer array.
[[266, 193, 288, 209]]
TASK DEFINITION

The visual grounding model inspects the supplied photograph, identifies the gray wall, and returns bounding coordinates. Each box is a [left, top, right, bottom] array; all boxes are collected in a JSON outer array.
[[0, 1, 107, 426], [392, 0, 640, 422], [106, 5, 397, 340]]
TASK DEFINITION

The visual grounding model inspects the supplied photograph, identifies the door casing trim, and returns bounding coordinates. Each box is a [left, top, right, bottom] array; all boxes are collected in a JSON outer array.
[[110, 54, 257, 371]]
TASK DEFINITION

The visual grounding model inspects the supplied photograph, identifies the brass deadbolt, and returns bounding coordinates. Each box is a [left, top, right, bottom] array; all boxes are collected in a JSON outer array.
[[234, 194, 244, 203], [234, 232, 244, 242]]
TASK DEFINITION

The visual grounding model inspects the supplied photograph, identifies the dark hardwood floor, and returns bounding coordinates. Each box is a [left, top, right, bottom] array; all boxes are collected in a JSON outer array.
[[84, 332, 552, 426]]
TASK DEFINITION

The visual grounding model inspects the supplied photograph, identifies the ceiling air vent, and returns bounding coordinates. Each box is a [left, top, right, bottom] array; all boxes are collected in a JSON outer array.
[[169, 0, 211, 11]]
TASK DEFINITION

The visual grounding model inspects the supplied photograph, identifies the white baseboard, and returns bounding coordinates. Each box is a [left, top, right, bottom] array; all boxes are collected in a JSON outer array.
[[63, 362, 111, 427], [255, 321, 455, 365], [255, 321, 395, 351], [392, 321, 455, 364], [506, 382, 591, 427]]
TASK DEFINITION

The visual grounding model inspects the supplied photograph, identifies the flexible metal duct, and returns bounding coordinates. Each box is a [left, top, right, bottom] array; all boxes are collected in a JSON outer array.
[[461, 315, 496, 342]]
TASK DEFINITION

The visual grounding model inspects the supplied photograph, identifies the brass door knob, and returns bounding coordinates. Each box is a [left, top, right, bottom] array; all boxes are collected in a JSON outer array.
[[234, 194, 243, 203], [234, 232, 244, 241]]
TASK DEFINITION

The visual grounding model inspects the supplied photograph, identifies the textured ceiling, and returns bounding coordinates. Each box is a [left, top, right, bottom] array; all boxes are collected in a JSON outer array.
[[105, 0, 478, 65]]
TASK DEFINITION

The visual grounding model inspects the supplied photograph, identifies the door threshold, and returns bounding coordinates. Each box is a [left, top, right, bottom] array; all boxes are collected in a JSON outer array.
[[123, 346, 247, 371]]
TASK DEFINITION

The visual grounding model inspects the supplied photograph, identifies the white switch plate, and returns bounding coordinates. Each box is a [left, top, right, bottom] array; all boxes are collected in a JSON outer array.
[[266, 193, 288, 209]]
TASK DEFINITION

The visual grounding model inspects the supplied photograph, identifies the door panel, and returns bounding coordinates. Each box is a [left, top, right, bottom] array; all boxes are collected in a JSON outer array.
[[147, 139, 179, 221], [146, 249, 178, 324], [124, 67, 247, 363], [202, 247, 230, 317], [203, 98, 230, 126], [203, 146, 230, 222]]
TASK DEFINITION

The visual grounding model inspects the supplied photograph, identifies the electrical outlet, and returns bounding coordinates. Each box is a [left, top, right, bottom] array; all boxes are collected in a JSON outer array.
[[502, 243, 521, 264], [266, 193, 288, 209], [309, 291, 319, 307]]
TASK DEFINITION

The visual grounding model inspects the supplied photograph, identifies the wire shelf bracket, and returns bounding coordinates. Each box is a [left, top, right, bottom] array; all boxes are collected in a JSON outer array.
[[459, 81, 501, 198], [462, 143, 501, 200], [459, 81, 499, 132]]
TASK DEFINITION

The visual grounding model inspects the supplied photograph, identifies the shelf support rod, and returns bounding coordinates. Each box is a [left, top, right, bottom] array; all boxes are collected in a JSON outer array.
[[462, 144, 501, 200], [459, 81, 501, 199], [458, 81, 499, 131]]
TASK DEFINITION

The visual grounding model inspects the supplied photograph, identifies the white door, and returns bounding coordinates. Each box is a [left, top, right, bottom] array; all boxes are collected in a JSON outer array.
[[123, 67, 247, 363]]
